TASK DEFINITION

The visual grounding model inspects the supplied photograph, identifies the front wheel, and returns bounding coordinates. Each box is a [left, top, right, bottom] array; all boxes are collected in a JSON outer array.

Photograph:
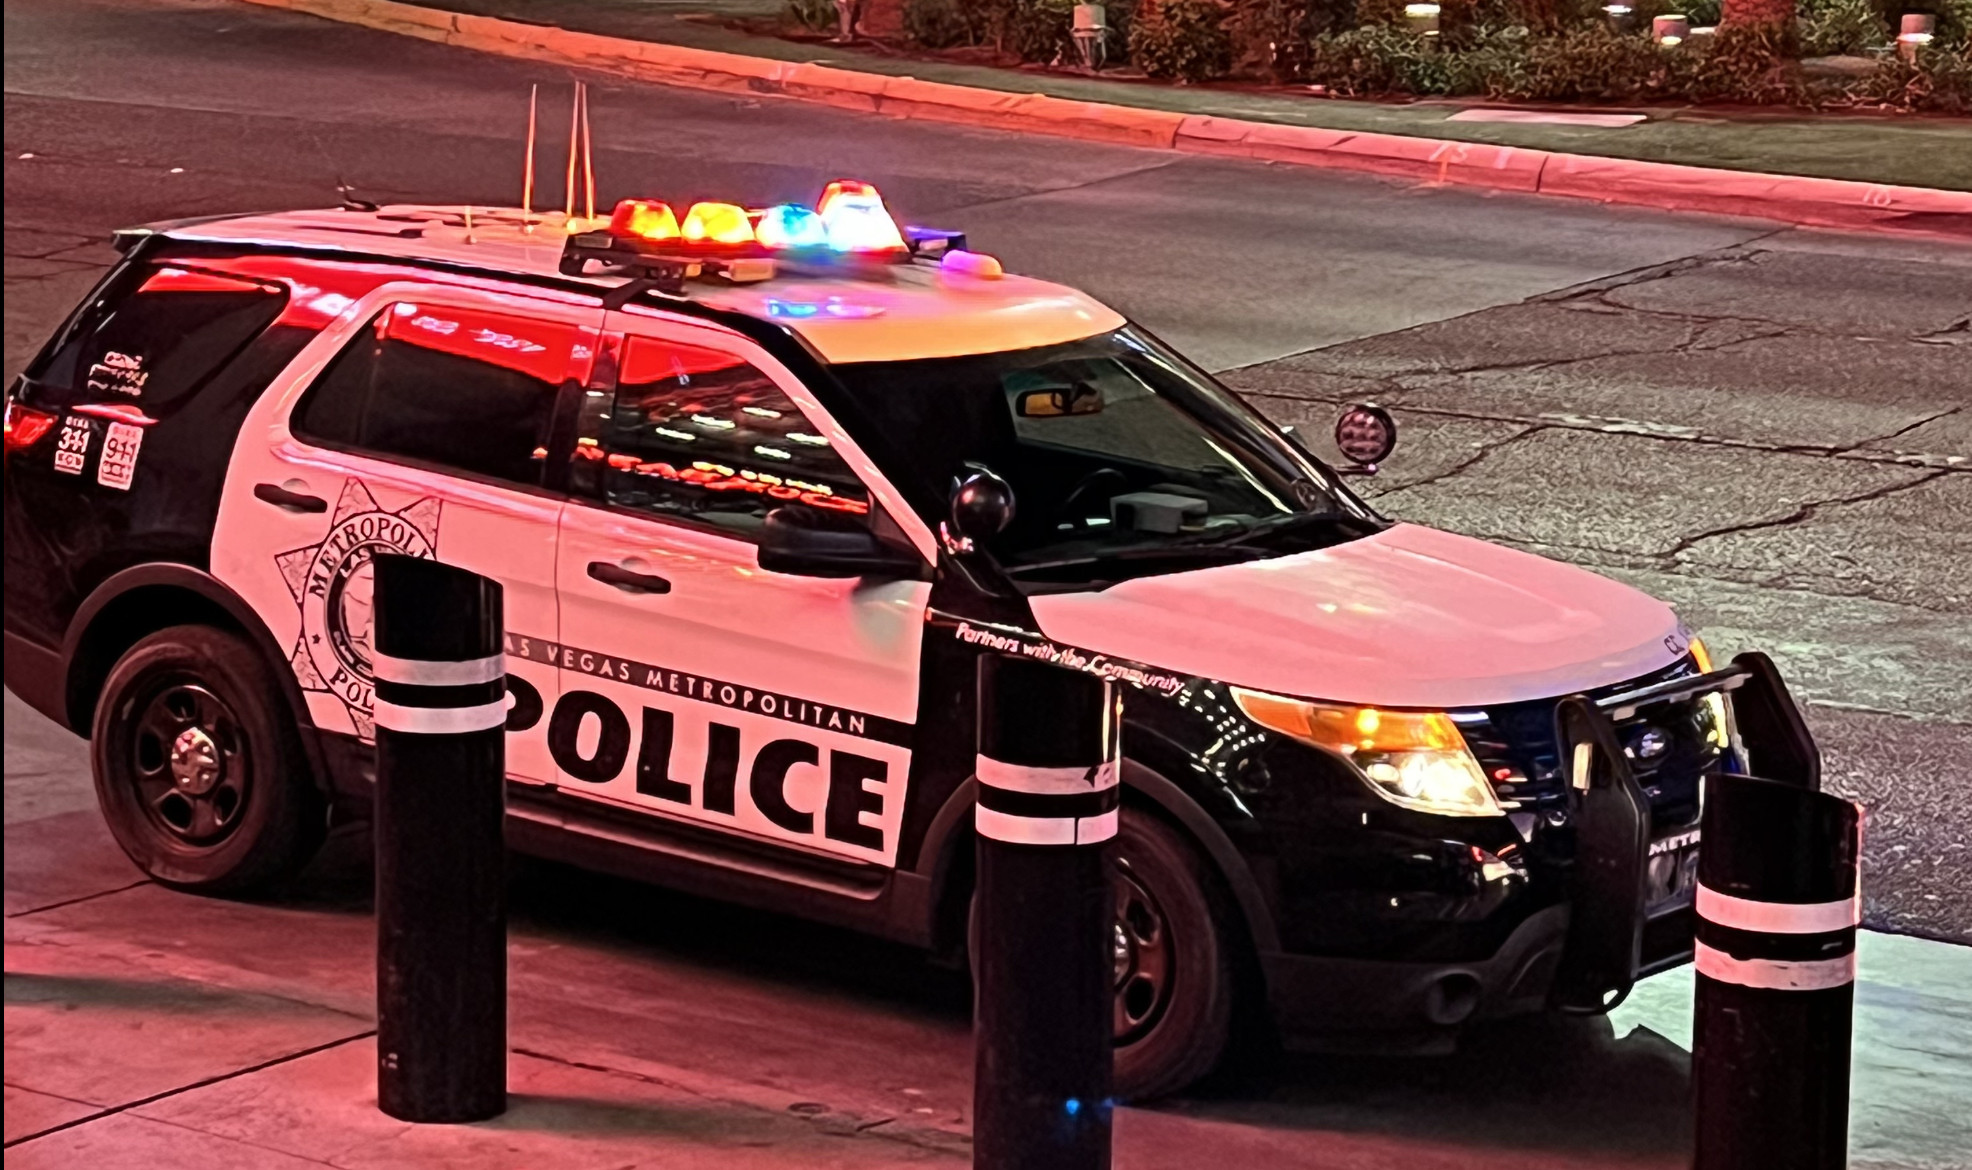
[[1109, 806, 1236, 1100], [970, 805, 1237, 1101], [91, 625, 326, 894]]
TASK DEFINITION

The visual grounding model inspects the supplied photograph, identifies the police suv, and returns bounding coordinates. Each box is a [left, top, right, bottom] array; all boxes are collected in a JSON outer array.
[[3, 185, 1727, 1099]]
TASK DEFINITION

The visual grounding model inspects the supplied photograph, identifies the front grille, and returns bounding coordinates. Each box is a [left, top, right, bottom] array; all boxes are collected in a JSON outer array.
[[1455, 658, 1715, 826]]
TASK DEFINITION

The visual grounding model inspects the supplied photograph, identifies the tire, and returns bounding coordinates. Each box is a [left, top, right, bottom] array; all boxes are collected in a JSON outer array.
[[91, 624, 326, 894], [968, 804, 1238, 1101], [1109, 806, 1236, 1100]]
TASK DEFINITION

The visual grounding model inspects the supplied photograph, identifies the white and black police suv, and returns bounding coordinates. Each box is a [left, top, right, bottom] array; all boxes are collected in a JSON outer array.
[[4, 185, 1731, 1098]]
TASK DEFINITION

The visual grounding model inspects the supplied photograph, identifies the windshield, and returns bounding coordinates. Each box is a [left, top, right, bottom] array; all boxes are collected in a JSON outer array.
[[828, 327, 1379, 585]]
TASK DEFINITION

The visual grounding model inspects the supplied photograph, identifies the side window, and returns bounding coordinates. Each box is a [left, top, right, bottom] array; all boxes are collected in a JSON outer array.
[[23, 265, 287, 416], [588, 335, 870, 539], [293, 302, 576, 487]]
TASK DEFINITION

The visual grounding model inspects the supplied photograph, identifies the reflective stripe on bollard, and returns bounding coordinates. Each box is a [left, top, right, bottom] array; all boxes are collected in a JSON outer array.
[[1692, 771, 1861, 1170], [372, 554, 509, 1124], [972, 653, 1117, 1170]]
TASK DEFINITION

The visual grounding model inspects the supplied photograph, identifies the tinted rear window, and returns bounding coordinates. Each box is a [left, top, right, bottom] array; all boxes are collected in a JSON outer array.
[[24, 265, 287, 417], [292, 303, 576, 488]]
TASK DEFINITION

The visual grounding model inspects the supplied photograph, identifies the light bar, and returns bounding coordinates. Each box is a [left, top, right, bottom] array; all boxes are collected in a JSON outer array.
[[815, 180, 906, 254], [681, 202, 755, 246], [756, 204, 829, 250], [609, 199, 679, 241]]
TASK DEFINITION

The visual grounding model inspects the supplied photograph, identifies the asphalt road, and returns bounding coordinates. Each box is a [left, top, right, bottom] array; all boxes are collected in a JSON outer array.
[[6, 0, 1970, 954]]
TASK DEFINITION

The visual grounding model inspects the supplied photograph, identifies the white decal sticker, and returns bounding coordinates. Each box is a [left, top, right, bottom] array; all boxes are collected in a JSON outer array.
[[274, 480, 442, 740], [86, 351, 149, 397], [949, 620, 1186, 697], [54, 416, 92, 475], [97, 422, 144, 490]]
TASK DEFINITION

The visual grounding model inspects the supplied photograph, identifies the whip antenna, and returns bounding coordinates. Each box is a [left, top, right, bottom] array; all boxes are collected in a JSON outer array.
[[564, 82, 579, 227], [522, 83, 538, 228], [580, 81, 595, 224]]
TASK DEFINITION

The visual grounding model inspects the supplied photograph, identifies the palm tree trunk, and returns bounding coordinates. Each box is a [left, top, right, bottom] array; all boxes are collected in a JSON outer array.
[[858, 0, 906, 38], [1723, 0, 1795, 27]]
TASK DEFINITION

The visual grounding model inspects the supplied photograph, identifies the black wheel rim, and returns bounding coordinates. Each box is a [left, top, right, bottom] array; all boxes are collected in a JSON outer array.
[[1112, 860, 1173, 1044], [127, 680, 249, 846]]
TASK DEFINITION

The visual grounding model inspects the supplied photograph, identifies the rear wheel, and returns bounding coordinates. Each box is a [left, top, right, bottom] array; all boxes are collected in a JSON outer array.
[[91, 625, 326, 894]]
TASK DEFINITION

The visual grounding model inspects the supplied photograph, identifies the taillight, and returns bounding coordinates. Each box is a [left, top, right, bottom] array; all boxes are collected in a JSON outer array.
[[4, 399, 56, 456]]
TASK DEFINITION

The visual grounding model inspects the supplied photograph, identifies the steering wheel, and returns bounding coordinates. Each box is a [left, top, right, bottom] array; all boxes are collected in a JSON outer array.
[[1054, 467, 1128, 527]]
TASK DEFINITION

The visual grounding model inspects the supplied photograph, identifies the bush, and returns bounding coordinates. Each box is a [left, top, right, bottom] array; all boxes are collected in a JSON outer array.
[[1131, 0, 1237, 79], [785, 0, 839, 33], [1798, 0, 1884, 55], [1231, 0, 1313, 79], [905, 0, 976, 47], [973, 0, 1077, 61], [1513, 23, 1667, 98], [1849, 41, 1972, 108]]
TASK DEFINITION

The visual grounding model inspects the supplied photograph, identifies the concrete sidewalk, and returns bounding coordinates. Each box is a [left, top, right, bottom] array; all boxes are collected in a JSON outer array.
[[7, 689, 1971, 1168], [261, 0, 1972, 195]]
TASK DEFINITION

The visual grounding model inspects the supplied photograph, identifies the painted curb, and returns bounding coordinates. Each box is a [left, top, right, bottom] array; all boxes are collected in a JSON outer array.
[[239, 0, 1972, 231]]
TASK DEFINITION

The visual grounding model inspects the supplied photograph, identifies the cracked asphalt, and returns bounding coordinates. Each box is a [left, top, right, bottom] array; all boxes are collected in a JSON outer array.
[[7, 0, 1970, 946]]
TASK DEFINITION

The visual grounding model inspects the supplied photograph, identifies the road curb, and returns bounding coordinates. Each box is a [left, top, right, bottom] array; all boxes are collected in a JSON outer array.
[[239, 0, 1972, 231]]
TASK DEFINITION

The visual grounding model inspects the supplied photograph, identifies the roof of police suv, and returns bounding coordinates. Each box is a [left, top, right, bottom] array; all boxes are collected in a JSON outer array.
[[160, 204, 1127, 364]]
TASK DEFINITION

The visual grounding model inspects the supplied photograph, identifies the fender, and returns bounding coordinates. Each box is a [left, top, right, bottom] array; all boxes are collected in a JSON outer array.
[[62, 563, 332, 796], [911, 756, 1282, 957]]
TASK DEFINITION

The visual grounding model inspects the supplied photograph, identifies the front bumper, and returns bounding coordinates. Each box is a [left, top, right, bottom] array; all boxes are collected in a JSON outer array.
[[1262, 898, 1696, 1043]]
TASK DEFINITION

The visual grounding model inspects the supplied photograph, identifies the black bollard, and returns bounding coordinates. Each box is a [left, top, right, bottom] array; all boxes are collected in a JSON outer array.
[[972, 654, 1118, 1170], [371, 554, 508, 1123], [1692, 771, 1862, 1170]]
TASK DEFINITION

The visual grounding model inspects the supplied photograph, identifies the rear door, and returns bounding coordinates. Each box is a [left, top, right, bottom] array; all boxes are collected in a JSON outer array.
[[544, 307, 934, 868], [211, 283, 603, 780]]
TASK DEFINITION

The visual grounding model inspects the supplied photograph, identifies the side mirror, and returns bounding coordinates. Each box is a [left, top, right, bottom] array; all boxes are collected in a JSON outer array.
[[1333, 403, 1398, 475], [758, 506, 922, 579], [948, 466, 1015, 550]]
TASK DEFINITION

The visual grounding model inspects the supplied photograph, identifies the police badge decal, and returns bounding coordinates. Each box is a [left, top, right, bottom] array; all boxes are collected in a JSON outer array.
[[275, 480, 440, 739]]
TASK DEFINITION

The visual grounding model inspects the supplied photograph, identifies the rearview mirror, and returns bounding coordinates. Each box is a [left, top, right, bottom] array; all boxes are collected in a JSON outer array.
[[1334, 403, 1398, 474], [758, 506, 922, 579], [1015, 384, 1103, 418]]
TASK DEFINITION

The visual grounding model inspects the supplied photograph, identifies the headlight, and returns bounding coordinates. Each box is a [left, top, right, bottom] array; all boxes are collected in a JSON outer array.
[[1231, 688, 1502, 817]]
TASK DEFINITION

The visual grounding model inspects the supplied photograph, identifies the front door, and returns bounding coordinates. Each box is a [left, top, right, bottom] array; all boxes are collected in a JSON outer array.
[[546, 308, 932, 868], [212, 283, 601, 781]]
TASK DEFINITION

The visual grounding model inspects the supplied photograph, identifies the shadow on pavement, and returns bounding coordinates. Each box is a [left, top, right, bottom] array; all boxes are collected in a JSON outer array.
[[278, 831, 1692, 1162]]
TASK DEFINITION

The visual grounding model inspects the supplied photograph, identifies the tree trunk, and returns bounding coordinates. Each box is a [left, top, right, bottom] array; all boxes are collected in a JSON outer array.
[[858, 0, 906, 39], [1722, 0, 1794, 27]]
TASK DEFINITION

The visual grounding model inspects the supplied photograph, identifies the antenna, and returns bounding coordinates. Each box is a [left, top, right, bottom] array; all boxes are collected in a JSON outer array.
[[580, 82, 596, 224], [522, 83, 538, 229], [564, 82, 580, 229]]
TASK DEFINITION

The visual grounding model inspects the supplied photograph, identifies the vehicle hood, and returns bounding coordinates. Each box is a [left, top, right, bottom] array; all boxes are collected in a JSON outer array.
[[1025, 523, 1686, 710]]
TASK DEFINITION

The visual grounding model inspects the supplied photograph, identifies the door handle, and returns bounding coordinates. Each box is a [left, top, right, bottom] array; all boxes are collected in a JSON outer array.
[[254, 482, 328, 513], [587, 561, 671, 594]]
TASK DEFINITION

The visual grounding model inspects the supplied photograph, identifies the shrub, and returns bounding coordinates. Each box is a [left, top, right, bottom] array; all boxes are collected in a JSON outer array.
[[1231, 0, 1313, 79], [1848, 41, 1972, 108], [973, 0, 1077, 61], [786, 0, 839, 33], [1512, 23, 1666, 98], [1131, 0, 1237, 79], [1305, 22, 1461, 93], [905, 0, 977, 47], [1798, 0, 1885, 55]]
